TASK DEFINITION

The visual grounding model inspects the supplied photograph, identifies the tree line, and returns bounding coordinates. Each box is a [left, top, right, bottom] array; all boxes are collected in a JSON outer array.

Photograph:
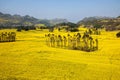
[[0, 32, 16, 42], [45, 32, 98, 52]]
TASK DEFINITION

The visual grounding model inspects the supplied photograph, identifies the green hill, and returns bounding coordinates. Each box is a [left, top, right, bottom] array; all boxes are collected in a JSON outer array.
[[77, 16, 120, 31], [0, 12, 68, 28]]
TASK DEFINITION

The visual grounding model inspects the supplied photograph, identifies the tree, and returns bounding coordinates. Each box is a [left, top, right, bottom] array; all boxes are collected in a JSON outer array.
[[116, 32, 120, 38], [49, 26, 54, 32], [35, 24, 47, 30], [17, 27, 22, 32], [94, 24, 102, 29]]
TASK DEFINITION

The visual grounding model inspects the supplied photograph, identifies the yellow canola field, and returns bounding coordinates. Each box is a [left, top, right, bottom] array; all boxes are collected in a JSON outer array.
[[0, 29, 120, 80]]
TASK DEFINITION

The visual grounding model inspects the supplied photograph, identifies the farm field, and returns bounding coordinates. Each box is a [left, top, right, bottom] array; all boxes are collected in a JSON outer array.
[[0, 29, 120, 80]]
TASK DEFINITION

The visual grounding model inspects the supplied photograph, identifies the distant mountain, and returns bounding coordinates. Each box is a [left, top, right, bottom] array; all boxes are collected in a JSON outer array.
[[0, 12, 68, 28], [38, 18, 68, 26], [77, 16, 120, 31], [77, 16, 113, 24], [50, 18, 68, 25]]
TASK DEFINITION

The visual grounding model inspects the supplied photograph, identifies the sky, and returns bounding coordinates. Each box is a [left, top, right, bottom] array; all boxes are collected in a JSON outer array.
[[0, 0, 120, 22]]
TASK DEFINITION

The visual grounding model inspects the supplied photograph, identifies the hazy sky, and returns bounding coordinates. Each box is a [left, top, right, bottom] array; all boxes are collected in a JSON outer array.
[[0, 0, 120, 22]]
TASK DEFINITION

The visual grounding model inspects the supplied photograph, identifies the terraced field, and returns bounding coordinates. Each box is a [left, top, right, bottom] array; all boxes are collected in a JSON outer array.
[[0, 29, 120, 80]]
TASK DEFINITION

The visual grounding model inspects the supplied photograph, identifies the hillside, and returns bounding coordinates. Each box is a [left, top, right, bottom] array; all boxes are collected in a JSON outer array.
[[0, 12, 120, 31], [77, 16, 120, 31], [0, 12, 68, 28]]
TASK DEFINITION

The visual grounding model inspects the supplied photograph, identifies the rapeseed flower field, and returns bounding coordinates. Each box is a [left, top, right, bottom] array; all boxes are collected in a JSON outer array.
[[0, 29, 120, 80]]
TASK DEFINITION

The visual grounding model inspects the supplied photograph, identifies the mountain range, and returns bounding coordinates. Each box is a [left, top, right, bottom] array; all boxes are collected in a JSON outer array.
[[0, 12, 68, 27], [0, 12, 120, 31]]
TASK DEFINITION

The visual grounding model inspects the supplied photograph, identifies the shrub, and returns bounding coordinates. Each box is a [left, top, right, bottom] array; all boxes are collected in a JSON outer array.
[[17, 27, 22, 32], [24, 26, 30, 31], [116, 32, 120, 38]]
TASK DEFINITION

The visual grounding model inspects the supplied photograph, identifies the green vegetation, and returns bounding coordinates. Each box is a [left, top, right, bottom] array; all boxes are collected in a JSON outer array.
[[0, 12, 68, 28], [116, 32, 120, 37], [45, 32, 98, 52], [0, 31, 16, 42], [78, 16, 120, 31], [1, 12, 120, 32]]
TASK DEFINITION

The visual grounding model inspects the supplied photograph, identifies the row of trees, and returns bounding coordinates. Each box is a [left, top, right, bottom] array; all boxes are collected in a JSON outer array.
[[0, 32, 16, 42], [45, 32, 98, 52], [87, 28, 101, 35], [48, 22, 79, 32], [17, 26, 36, 31]]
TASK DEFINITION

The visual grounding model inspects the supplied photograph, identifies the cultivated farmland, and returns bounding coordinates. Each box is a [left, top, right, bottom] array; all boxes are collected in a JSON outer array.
[[0, 29, 120, 80]]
